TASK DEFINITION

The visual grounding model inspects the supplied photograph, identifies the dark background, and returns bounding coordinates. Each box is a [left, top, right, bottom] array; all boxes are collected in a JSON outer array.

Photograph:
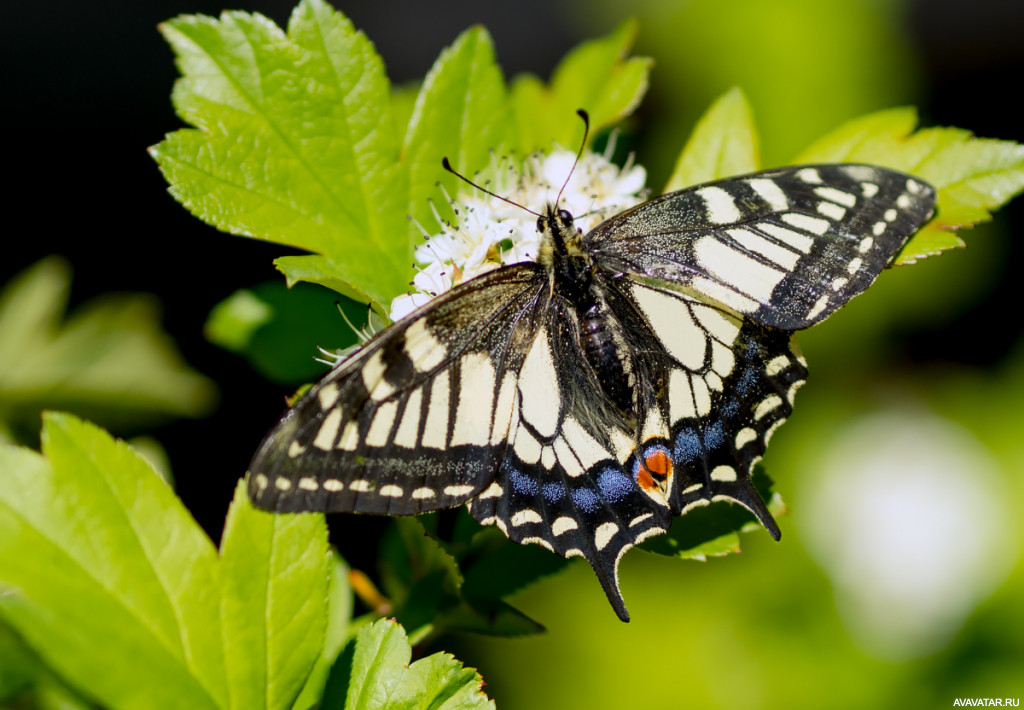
[[4, 0, 1023, 541]]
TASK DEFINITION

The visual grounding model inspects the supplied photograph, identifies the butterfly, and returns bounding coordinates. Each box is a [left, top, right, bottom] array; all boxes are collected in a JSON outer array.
[[247, 150, 936, 621]]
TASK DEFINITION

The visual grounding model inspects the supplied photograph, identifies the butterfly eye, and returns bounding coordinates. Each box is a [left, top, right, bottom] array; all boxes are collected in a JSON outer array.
[[536, 216, 547, 233], [557, 209, 573, 225]]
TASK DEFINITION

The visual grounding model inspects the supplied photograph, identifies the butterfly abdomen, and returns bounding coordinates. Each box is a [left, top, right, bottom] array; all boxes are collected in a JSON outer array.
[[578, 293, 637, 421]]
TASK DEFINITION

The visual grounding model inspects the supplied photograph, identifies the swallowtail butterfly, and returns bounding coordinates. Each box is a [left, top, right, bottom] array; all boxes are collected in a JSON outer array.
[[247, 147, 935, 621]]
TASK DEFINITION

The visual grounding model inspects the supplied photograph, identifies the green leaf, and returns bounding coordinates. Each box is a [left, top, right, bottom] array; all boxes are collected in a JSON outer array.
[[0, 258, 216, 441], [403, 26, 509, 233], [0, 620, 95, 710], [794, 107, 1024, 263], [274, 255, 379, 308], [293, 549, 353, 710], [378, 518, 463, 629], [0, 413, 225, 710], [220, 481, 330, 710], [151, 0, 410, 307], [205, 289, 274, 353], [664, 87, 760, 192], [323, 619, 494, 710], [205, 281, 364, 384], [510, 20, 650, 153]]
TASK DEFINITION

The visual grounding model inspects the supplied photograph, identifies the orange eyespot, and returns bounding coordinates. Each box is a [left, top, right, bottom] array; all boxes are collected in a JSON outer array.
[[637, 467, 657, 492], [634, 447, 673, 493], [644, 449, 672, 478]]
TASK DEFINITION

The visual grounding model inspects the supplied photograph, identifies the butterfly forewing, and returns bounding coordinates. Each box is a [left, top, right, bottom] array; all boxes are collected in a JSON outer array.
[[248, 264, 547, 514], [587, 164, 936, 331]]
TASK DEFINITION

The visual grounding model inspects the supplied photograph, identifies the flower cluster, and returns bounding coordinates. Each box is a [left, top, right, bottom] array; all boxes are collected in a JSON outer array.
[[389, 147, 648, 321]]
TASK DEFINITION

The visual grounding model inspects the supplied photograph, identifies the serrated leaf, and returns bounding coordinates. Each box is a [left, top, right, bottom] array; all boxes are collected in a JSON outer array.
[[510, 20, 650, 153], [794, 107, 1024, 262], [378, 518, 463, 629], [220, 481, 330, 710], [664, 87, 760, 192], [151, 0, 409, 307], [0, 413, 225, 710], [0, 258, 216, 440], [323, 619, 494, 710], [403, 26, 509, 234]]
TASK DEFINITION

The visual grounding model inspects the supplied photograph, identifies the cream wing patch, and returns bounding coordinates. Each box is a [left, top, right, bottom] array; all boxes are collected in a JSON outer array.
[[694, 235, 787, 303], [518, 329, 560, 438], [450, 352, 497, 447], [630, 284, 706, 369]]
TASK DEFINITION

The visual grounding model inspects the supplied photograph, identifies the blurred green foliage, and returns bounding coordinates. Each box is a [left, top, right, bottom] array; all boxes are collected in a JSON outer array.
[[0, 258, 217, 447]]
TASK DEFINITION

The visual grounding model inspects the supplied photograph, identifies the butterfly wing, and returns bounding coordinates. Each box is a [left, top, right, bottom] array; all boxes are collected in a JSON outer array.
[[586, 164, 936, 331], [618, 279, 807, 529], [467, 300, 673, 621], [248, 263, 547, 514]]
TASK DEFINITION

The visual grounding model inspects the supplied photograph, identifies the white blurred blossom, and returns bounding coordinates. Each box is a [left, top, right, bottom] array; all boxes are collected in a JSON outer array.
[[801, 409, 1016, 660], [389, 147, 647, 321]]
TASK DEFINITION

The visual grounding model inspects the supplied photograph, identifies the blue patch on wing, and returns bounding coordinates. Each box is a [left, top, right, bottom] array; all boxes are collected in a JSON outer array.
[[703, 420, 725, 451], [542, 481, 566, 503], [508, 468, 538, 496], [674, 426, 703, 464], [596, 468, 632, 502], [571, 487, 601, 513]]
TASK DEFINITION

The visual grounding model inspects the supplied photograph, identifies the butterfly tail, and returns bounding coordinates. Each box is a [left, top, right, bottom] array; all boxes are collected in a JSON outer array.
[[715, 478, 782, 541]]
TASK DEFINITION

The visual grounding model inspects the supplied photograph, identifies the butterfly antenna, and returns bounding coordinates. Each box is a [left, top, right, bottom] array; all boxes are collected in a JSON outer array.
[[441, 157, 540, 218], [555, 109, 591, 207]]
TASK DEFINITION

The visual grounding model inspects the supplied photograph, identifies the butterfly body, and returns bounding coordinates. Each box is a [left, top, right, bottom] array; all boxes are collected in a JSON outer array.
[[248, 163, 936, 621]]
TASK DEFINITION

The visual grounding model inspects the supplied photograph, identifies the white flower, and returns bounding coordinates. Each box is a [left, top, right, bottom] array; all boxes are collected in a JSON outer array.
[[389, 145, 648, 322]]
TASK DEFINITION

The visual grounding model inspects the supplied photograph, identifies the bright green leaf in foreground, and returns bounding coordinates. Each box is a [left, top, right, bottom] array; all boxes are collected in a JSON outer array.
[[664, 86, 760, 192], [322, 619, 494, 710], [293, 550, 353, 710], [403, 26, 509, 234], [0, 413, 350, 709], [794, 107, 1024, 262], [0, 413, 225, 710], [220, 482, 330, 710], [152, 0, 410, 308], [0, 258, 216, 442]]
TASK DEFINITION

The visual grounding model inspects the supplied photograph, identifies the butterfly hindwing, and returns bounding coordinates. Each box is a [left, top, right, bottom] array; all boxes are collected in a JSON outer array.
[[620, 279, 806, 536], [248, 264, 547, 514], [468, 303, 672, 621], [587, 164, 936, 331]]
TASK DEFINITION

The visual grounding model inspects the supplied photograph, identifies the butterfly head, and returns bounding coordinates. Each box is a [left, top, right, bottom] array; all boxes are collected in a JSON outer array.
[[537, 203, 586, 268]]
